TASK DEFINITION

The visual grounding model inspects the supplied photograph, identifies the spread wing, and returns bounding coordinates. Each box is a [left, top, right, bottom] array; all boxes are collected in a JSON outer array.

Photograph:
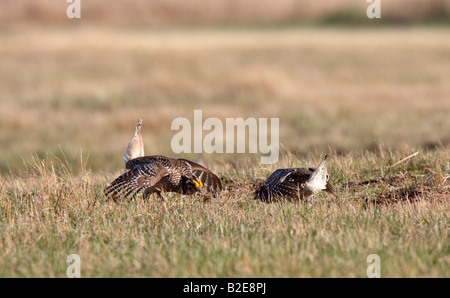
[[263, 168, 313, 200], [179, 159, 222, 193], [125, 155, 168, 170], [257, 155, 338, 201], [284, 168, 313, 185], [104, 163, 169, 201], [289, 164, 338, 198]]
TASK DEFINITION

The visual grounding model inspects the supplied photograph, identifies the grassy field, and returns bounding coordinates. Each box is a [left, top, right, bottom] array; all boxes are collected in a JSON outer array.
[[2, 0, 450, 26], [1, 27, 449, 174], [0, 147, 448, 277], [0, 25, 449, 277]]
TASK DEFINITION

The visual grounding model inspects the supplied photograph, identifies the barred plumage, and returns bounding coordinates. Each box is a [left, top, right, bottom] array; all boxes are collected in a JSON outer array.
[[254, 155, 338, 202], [104, 119, 222, 201]]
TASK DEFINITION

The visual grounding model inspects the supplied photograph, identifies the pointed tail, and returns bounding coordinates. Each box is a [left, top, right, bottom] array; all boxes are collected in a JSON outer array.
[[305, 155, 329, 193], [123, 118, 145, 165]]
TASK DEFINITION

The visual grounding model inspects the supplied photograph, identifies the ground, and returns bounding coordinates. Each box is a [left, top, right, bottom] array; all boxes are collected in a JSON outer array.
[[0, 26, 449, 277]]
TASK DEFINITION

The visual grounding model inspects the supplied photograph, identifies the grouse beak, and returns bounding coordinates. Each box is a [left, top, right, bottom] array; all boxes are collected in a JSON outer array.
[[193, 180, 203, 190]]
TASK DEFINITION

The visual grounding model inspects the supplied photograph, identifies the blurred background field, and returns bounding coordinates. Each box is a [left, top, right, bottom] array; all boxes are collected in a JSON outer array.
[[1, 0, 450, 174], [2, 0, 450, 26]]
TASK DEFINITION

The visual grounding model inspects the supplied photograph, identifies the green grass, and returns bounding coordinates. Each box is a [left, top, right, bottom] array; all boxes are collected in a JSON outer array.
[[0, 25, 449, 277], [1, 27, 450, 175], [0, 147, 448, 277]]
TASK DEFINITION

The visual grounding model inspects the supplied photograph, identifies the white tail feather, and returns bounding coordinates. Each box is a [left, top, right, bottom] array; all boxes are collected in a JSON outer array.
[[123, 118, 145, 165], [305, 155, 328, 193]]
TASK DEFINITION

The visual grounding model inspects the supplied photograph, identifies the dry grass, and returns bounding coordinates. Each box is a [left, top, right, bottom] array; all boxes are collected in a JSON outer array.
[[1, 27, 449, 174], [1, 0, 449, 26], [0, 7, 449, 277], [0, 147, 448, 277]]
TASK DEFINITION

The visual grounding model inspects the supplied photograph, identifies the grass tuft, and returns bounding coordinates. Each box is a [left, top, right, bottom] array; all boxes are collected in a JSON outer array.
[[0, 146, 448, 277]]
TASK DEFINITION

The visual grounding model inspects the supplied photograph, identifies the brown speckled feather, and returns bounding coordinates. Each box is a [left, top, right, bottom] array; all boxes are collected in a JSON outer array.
[[106, 119, 222, 201], [105, 155, 222, 201]]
